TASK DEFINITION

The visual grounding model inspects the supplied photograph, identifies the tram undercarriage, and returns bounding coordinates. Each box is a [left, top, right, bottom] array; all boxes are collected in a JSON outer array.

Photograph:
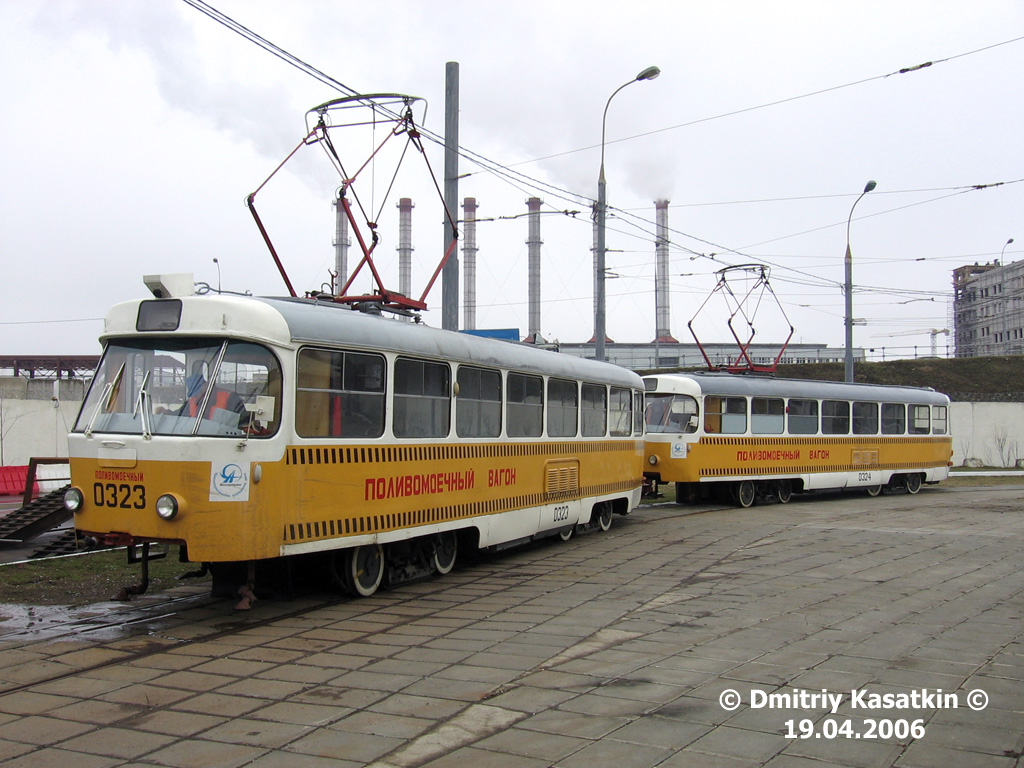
[[111, 499, 627, 610], [660, 471, 929, 508]]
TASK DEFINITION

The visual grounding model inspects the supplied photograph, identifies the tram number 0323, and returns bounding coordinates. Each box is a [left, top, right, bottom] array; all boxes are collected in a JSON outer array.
[[785, 719, 926, 740], [553, 504, 570, 522], [93, 482, 147, 510]]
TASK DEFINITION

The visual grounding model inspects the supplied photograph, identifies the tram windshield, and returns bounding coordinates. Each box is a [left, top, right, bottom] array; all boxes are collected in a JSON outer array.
[[645, 393, 699, 434], [74, 338, 282, 438]]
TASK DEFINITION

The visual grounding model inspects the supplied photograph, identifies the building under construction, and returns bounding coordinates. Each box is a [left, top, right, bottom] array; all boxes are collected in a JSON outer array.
[[953, 259, 1024, 357]]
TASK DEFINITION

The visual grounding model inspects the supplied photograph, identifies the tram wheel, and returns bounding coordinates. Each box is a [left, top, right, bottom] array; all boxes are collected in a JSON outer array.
[[595, 503, 613, 532], [905, 473, 923, 494], [432, 532, 458, 575], [776, 480, 793, 504], [736, 480, 756, 508], [557, 526, 575, 542], [865, 485, 883, 497], [346, 544, 385, 597]]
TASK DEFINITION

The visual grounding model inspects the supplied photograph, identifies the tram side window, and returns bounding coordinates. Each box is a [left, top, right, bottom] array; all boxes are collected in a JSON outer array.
[[296, 348, 385, 438], [581, 383, 608, 437], [456, 366, 501, 438], [705, 396, 746, 434], [394, 358, 451, 438], [932, 405, 948, 435], [610, 387, 632, 437], [787, 399, 818, 434], [853, 401, 879, 435], [881, 403, 906, 434], [909, 404, 931, 434], [547, 378, 578, 438], [751, 397, 784, 434], [507, 373, 543, 437], [822, 400, 850, 434]]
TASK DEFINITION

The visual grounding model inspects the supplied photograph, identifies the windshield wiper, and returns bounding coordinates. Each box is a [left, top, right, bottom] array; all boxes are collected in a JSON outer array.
[[133, 370, 153, 439], [191, 341, 229, 436], [84, 362, 125, 438]]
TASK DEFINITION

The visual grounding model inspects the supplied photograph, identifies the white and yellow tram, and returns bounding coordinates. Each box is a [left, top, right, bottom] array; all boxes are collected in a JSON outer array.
[[643, 372, 953, 506], [64, 278, 646, 598]]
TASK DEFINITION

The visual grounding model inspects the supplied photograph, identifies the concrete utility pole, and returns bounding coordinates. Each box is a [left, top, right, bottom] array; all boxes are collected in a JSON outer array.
[[442, 62, 460, 331]]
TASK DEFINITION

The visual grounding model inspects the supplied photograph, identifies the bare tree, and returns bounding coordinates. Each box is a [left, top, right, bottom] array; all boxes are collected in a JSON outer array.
[[991, 427, 1019, 468], [958, 434, 974, 467]]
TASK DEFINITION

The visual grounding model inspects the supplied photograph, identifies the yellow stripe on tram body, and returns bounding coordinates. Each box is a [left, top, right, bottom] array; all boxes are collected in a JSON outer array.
[[281, 440, 643, 547], [649, 435, 953, 484], [73, 440, 644, 563]]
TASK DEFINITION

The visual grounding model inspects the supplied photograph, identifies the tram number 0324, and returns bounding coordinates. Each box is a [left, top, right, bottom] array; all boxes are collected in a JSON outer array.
[[93, 482, 147, 510], [553, 504, 570, 522]]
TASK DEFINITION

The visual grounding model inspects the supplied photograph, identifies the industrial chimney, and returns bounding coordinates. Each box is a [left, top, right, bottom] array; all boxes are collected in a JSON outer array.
[[463, 198, 478, 330], [332, 193, 351, 294], [654, 199, 678, 343], [524, 197, 545, 343], [397, 198, 414, 298]]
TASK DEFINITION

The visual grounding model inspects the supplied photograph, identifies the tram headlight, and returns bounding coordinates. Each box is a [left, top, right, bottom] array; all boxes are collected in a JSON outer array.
[[64, 487, 84, 513], [648, 455, 659, 466], [155, 494, 180, 521]]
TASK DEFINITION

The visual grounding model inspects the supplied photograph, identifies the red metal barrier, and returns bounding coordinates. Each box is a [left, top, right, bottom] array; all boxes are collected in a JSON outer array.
[[0, 466, 37, 498]]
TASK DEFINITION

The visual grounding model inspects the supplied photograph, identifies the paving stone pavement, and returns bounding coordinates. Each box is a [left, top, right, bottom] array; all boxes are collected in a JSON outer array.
[[0, 484, 1022, 767]]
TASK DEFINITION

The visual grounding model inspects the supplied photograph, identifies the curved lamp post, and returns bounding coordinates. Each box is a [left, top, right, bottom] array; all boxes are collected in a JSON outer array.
[[595, 65, 660, 362], [1000, 237, 1014, 262], [844, 179, 876, 382]]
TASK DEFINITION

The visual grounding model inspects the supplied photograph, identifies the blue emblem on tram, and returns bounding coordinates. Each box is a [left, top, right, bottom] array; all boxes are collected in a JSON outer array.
[[211, 462, 248, 500]]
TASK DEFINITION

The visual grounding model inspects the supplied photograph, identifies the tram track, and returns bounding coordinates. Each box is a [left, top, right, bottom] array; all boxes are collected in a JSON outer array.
[[0, 535, 604, 696], [0, 590, 357, 697], [0, 514, 659, 698], [0, 590, 220, 648], [0, 493, 957, 701]]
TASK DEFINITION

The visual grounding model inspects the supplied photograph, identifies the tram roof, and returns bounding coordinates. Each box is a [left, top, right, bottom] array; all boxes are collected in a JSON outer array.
[[104, 294, 642, 388], [644, 371, 949, 405]]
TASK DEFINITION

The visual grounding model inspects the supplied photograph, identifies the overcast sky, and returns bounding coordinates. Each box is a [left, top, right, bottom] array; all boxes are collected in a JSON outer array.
[[2, 1, 1022, 360]]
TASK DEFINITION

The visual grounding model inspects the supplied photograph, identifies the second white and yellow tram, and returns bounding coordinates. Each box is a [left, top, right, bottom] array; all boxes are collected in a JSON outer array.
[[643, 372, 953, 506], [64, 280, 646, 598]]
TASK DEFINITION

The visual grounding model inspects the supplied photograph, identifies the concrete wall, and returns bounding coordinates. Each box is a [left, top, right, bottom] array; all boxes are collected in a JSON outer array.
[[0, 392, 1017, 469], [0, 398, 82, 466], [0, 377, 85, 402], [950, 402, 1024, 467], [0, 377, 86, 465]]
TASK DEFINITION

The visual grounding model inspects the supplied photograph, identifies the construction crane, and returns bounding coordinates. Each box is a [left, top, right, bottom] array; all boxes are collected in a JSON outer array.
[[871, 328, 950, 357]]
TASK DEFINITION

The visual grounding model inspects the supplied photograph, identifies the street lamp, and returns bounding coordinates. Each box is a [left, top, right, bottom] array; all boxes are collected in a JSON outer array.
[[1000, 237, 1014, 262], [844, 179, 876, 383], [213, 257, 221, 293], [595, 65, 660, 361]]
